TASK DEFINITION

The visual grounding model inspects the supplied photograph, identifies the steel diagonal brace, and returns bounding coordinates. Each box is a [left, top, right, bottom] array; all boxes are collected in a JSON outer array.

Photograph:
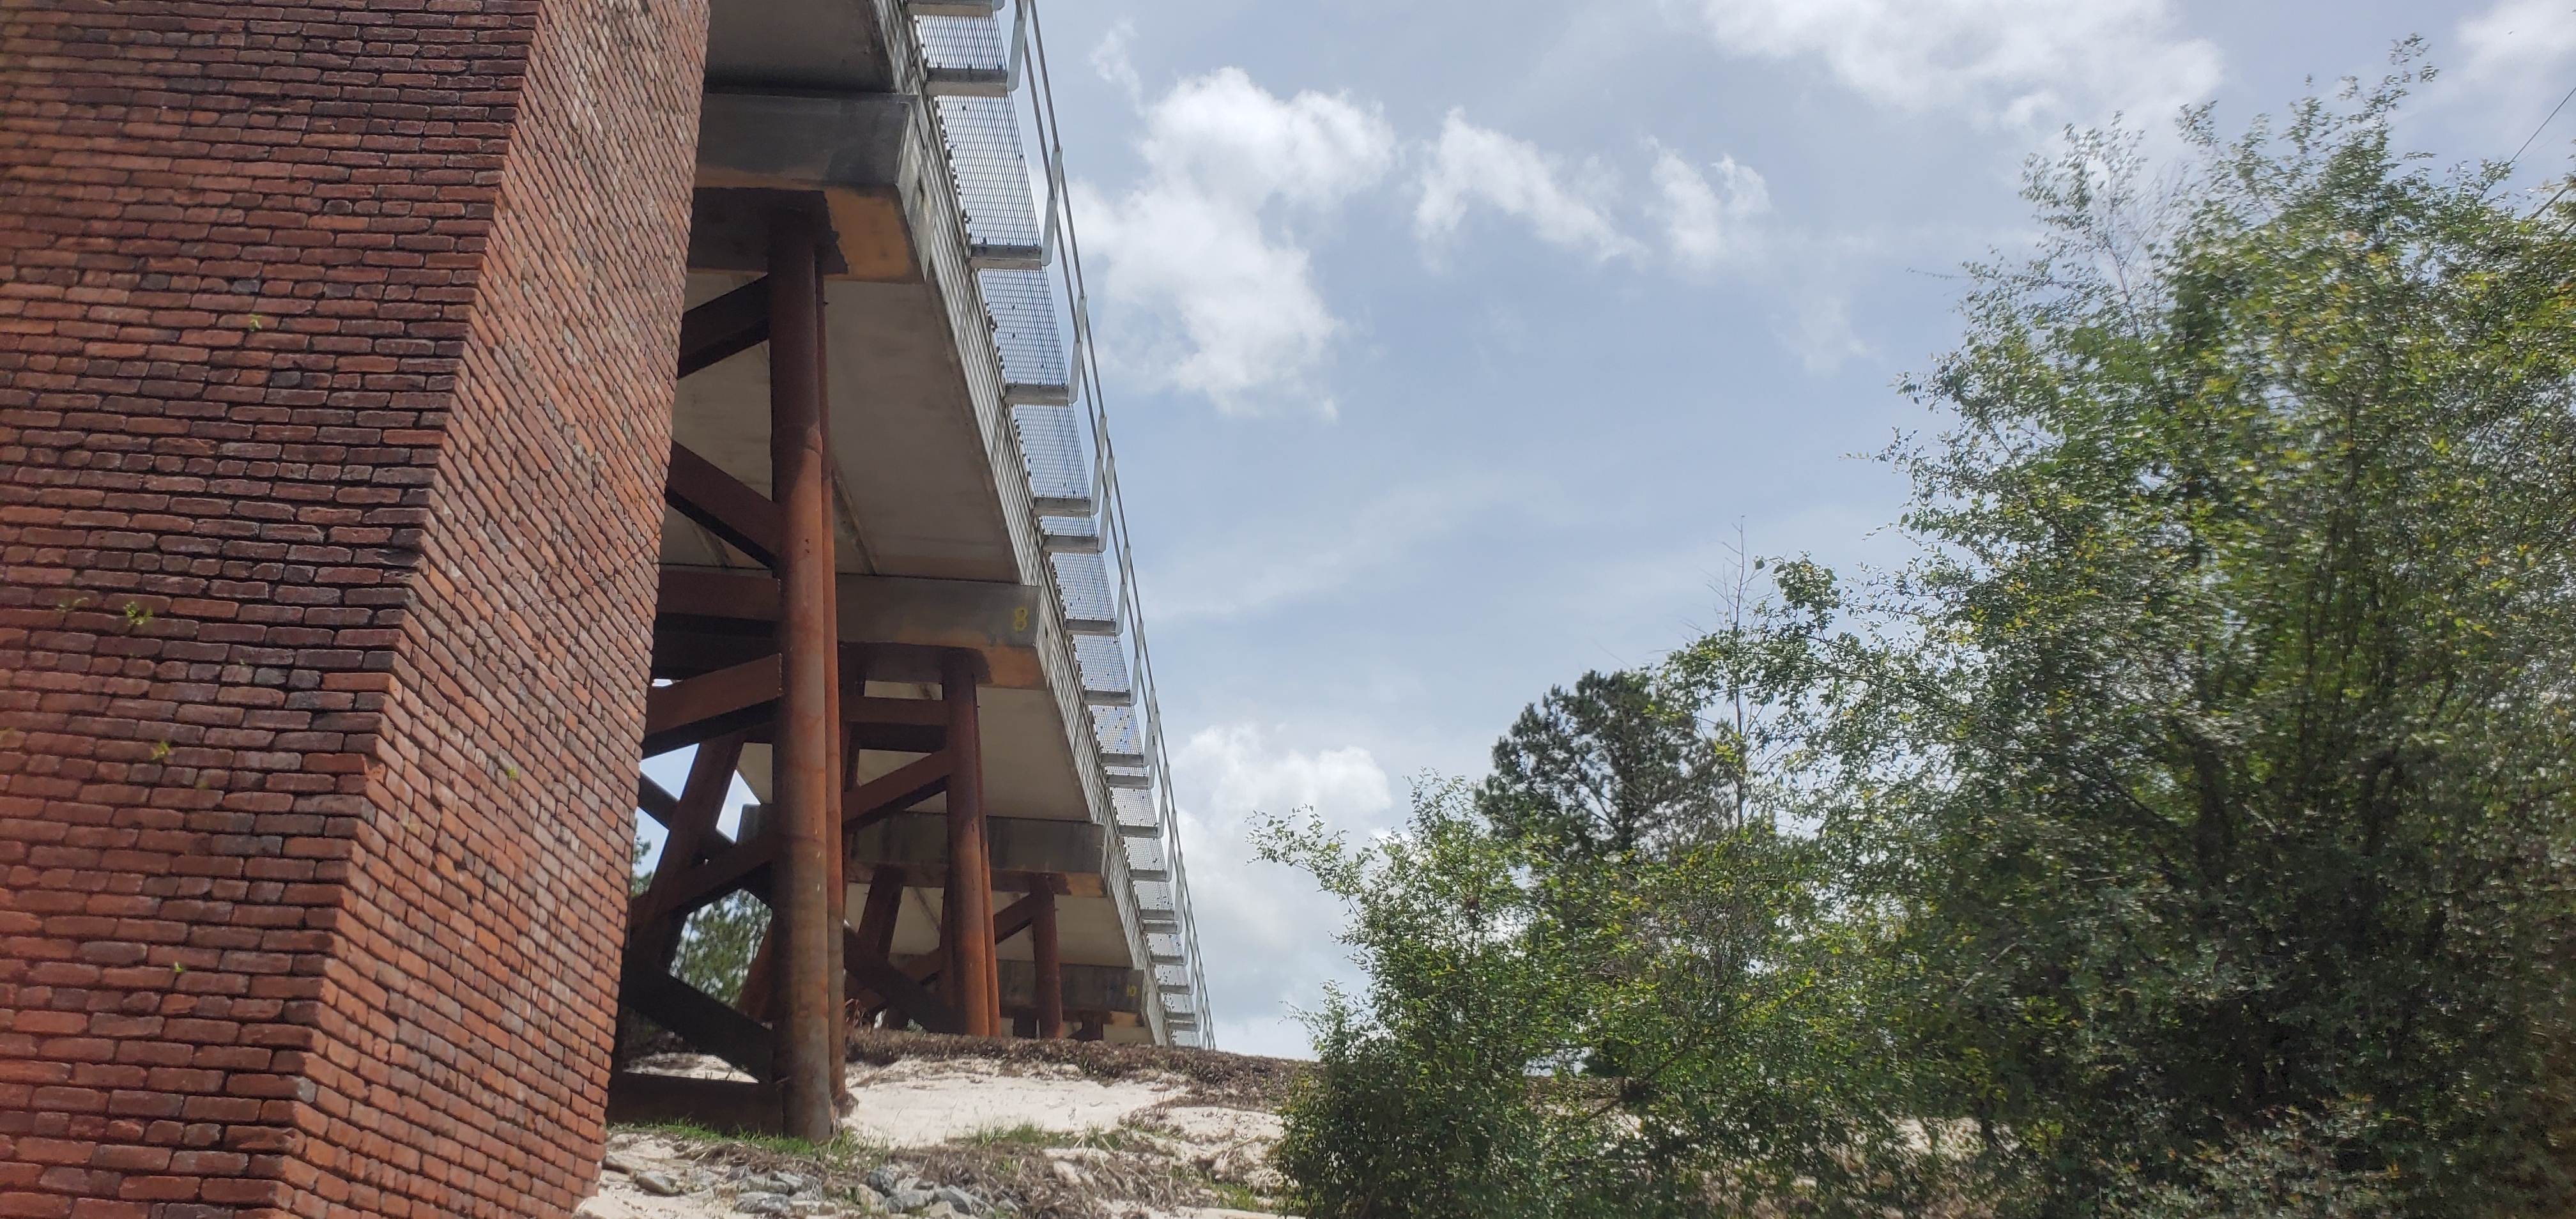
[[842, 750, 954, 832], [665, 442, 785, 569], [624, 969, 779, 1082], [640, 652, 783, 757], [641, 831, 780, 924], [844, 934, 962, 1034], [675, 276, 771, 378], [890, 891, 1048, 986]]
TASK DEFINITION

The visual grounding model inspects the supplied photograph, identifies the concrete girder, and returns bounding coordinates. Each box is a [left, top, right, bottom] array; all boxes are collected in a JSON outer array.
[[657, 567, 1046, 689], [848, 812, 1107, 883]]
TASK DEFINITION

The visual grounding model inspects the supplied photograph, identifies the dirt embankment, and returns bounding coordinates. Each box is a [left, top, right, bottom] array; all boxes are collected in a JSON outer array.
[[581, 1031, 1311, 1219]]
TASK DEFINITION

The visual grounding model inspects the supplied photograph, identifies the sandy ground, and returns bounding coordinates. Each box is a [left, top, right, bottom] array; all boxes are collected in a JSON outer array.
[[581, 1053, 1294, 1218], [841, 1058, 1184, 1147]]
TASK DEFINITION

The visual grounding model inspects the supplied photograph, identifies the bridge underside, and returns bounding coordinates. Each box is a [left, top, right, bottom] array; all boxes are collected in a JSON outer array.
[[612, 236, 1142, 1137], [611, 0, 1172, 1140]]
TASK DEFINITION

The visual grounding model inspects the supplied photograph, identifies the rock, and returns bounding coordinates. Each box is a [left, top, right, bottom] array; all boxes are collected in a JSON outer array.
[[737, 1192, 795, 1215], [634, 1170, 686, 1197], [884, 1188, 933, 1213], [921, 1205, 957, 1219], [931, 1185, 986, 1214], [602, 1151, 648, 1176]]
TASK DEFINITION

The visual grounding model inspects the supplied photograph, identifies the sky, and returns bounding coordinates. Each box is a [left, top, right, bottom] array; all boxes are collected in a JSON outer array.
[[1010, 0, 2576, 1057]]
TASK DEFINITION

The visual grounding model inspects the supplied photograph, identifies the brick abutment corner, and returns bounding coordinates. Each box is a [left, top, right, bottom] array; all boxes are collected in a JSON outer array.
[[1, 3, 712, 1215]]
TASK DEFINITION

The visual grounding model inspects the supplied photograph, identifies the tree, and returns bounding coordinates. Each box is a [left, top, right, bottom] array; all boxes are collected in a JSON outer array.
[[1261, 780, 1932, 1218], [1475, 670, 1739, 862], [630, 832, 767, 1006], [676, 891, 768, 1006], [1677, 56, 2576, 1215], [1269, 54, 2576, 1219]]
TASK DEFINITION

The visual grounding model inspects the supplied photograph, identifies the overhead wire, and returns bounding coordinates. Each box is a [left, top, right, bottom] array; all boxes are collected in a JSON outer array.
[[2515, 81, 2576, 220], [2510, 80, 2576, 168]]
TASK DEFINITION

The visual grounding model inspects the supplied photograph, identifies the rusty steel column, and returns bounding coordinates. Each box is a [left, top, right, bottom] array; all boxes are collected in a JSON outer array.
[[1033, 887, 1064, 1039], [824, 633, 848, 1096], [940, 648, 1001, 1037], [768, 208, 839, 1140]]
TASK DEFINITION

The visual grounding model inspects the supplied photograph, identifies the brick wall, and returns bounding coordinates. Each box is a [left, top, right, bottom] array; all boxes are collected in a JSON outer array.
[[0, 3, 707, 1216]]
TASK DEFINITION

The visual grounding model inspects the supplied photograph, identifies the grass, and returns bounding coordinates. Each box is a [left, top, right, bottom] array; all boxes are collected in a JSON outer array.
[[953, 1121, 1064, 1148], [1207, 1179, 1266, 1211]]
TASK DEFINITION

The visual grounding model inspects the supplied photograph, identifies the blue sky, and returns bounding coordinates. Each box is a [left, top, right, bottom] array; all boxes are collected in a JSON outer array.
[[1031, 0, 2576, 1056]]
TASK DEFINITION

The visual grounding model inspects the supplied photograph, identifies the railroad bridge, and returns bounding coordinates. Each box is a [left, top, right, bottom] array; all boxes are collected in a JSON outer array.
[[0, 1, 1206, 1214]]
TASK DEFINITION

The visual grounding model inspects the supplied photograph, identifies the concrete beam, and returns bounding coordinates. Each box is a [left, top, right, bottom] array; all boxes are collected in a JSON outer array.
[[657, 567, 1043, 688], [850, 812, 1106, 880], [707, 0, 894, 93], [1000, 960, 1141, 1015], [691, 93, 917, 282]]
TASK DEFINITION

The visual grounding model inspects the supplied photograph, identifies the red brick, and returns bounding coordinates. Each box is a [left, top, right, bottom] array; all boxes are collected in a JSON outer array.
[[1, 2, 707, 1215]]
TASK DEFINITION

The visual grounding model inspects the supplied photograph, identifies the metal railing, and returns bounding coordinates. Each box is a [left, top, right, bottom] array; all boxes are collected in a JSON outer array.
[[900, 0, 1212, 1045]]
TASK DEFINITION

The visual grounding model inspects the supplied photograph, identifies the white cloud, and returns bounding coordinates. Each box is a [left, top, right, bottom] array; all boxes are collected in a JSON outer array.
[[1075, 69, 1397, 413], [1169, 724, 1397, 1055], [2461, 0, 2576, 124], [1416, 111, 1639, 260], [1650, 148, 1770, 267], [1687, 0, 2223, 127], [1777, 295, 1872, 374], [1089, 19, 1142, 103], [2464, 0, 2576, 73], [1181, 723, 1396, 825]]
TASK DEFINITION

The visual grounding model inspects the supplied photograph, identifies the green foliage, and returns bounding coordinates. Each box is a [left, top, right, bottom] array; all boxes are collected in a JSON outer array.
[[1476, 670, 1739, 861], [2106, 1102, 2400, 1219], [1259, 783, 1933, 1219], [675, 890, 769, 1006], [1259, 785, 1641, 1219], [1268, 56, 2576, 1219], [1676, 58, 2576, 1216]]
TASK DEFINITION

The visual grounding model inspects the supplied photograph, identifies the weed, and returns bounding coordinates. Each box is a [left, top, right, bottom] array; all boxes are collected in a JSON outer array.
[[1207, 1179, 1264, 1211], [1068, 1126, 1148, 1153], [954, 1123, 1061, 1149]]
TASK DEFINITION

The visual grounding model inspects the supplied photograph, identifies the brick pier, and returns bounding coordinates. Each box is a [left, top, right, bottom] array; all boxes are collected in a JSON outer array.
[[1, 3, 711, 1215]]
